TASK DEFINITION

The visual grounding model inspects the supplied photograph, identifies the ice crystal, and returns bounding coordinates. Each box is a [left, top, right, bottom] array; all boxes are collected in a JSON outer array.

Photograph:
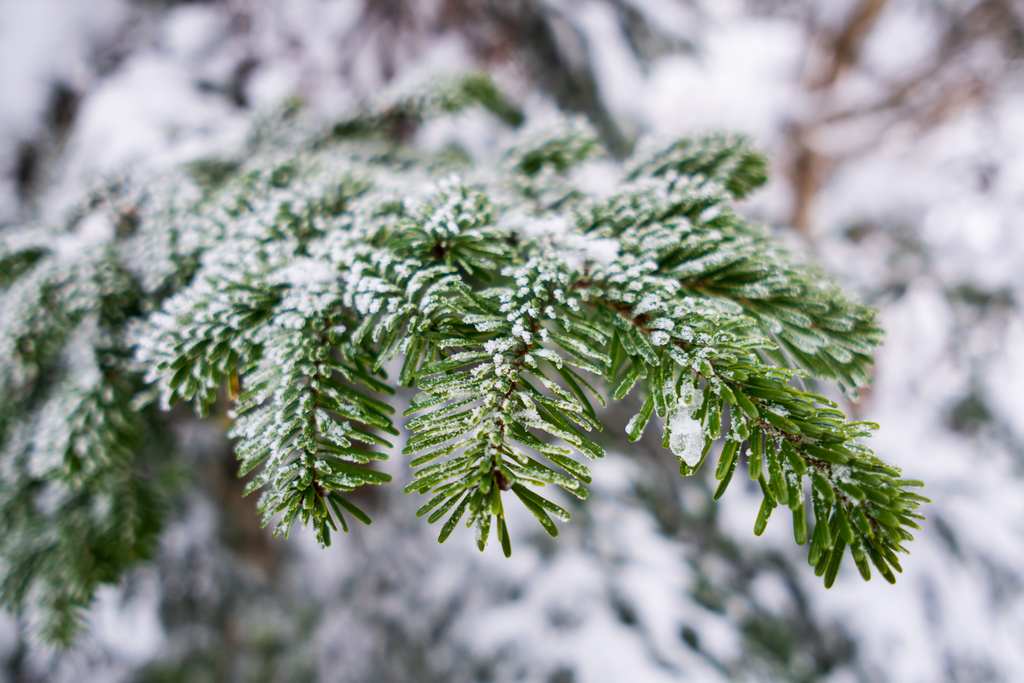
[[668, 403, 704, 466]]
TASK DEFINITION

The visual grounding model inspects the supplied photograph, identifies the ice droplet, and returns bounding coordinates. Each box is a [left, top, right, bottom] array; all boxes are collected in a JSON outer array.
[[668, 404, 704, 467]]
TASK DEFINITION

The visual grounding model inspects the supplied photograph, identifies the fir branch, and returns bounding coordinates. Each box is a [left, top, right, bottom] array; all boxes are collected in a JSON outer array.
[[579, 148, 882, 389], [575, 259, 924, 587], [0, 73, 927, 642]]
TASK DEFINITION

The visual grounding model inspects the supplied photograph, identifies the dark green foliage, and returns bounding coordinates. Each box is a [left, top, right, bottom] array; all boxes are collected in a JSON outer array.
[[0, 74, 925, 643]]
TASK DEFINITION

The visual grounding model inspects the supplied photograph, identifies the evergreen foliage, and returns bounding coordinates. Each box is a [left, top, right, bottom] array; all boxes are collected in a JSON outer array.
[[0, 74, 926, 642]]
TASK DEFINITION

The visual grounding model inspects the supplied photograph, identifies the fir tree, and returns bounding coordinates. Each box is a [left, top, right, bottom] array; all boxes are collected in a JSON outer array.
[[0, 74, 926, 643]]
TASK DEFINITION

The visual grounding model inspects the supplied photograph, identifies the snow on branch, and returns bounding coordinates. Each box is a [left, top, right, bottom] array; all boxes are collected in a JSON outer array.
[[0, 74, 925, 642]]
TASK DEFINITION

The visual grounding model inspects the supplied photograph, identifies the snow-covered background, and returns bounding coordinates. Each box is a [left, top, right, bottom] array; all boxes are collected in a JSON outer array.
[[1, 1, 1022, 681]]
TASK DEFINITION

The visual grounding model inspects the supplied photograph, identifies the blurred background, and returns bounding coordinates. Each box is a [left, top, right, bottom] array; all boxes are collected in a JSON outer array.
[[1, 1, 1022, 681]]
